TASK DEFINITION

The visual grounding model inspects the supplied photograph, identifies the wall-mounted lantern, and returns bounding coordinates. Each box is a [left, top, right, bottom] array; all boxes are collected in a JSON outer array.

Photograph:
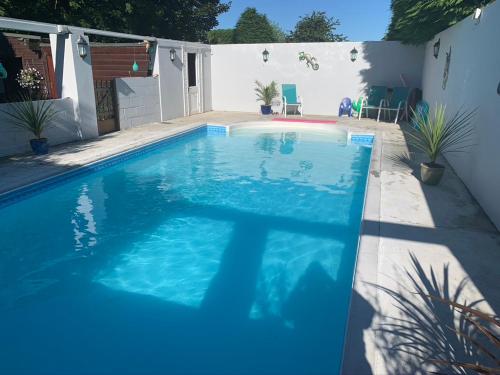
[[433, 38, 440, 59], [76, 35, 88, 59], [473, 7, 482, 24], [262, 49, 269, 63], [169, 48, 176, 62], [350, 47, 358, 62]]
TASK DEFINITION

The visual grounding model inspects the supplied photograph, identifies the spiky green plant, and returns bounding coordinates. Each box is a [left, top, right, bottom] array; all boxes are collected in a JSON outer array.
[[255, 80, 279, 106], [408, 105, 476, 165], [0, 95, 58, 139]]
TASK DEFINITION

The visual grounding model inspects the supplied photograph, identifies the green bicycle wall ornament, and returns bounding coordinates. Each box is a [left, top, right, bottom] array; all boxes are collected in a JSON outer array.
[[299, 52, 319, 71]]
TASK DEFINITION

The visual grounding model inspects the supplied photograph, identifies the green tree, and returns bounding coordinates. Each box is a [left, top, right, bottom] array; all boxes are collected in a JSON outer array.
[[207, 29, 234, 44], [0, 0, 230, 42], [270, 22, 287, 43], [288, 11, 347, 42], [386, 0, 493, 44], [233, 7, 276, 43]]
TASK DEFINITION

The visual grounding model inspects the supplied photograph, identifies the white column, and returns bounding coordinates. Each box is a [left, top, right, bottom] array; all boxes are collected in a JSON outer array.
[[49, 32, 98, 139], [155, 41, 185, 121]]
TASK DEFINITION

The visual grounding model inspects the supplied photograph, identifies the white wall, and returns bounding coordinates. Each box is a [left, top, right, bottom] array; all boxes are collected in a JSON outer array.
[[211, 41, 425, 115], [115, 77, 161, 129], [154, 40, 212, 121], [202, 51, 213, 112], [0, 98, 81, 157], [421, 0, 500, 230], [156, 43, 185, 121]]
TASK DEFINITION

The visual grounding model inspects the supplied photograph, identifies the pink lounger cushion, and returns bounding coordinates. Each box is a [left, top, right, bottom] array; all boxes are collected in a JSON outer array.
[[272, 118, 337, 124]]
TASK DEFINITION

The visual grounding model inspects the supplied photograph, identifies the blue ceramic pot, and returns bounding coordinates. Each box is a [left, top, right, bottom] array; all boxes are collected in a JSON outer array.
[[260, 105, 272, 115], [30, 138, 49, 155]]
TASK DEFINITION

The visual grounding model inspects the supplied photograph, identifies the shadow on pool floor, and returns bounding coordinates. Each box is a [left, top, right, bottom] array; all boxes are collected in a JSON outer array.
[[0, 259, 366, 375]]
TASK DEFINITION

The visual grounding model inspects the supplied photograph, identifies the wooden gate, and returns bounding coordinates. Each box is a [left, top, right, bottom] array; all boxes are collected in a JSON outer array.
[[94, 80, 119, 135]]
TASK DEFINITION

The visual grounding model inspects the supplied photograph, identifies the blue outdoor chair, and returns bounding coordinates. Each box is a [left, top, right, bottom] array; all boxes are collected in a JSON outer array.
[[379, 87, 410, 123], [282, 84, 303, 117], [362, 86, 388, 120]]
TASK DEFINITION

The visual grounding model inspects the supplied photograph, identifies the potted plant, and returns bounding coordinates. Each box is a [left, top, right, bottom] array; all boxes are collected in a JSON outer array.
[[408, 104, 475, 185], [0, 94, 58, 155], [255, 80, 279, 115]]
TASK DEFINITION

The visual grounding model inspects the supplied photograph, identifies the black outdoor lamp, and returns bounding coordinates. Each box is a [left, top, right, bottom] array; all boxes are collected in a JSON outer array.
[[433, 38, 441, 59], [76, 35, 88, 59], [262, 49, 269, 63], [170, 48, 176, 62], [350, 47, 358, 62]]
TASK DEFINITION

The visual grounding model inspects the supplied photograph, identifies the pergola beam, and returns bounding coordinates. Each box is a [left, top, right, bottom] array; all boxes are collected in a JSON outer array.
[[69, 26, 156, 42], [0, 16, 59, 34], [0, 16, 156, 42]]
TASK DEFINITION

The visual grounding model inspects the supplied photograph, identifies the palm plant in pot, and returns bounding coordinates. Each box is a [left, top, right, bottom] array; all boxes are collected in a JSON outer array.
[[0, 94, 58, 155], [408, 105, 475, 185], [255, 80, 279, 115]]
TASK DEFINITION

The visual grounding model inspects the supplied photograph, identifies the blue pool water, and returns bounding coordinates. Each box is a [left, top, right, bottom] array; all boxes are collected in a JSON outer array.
[[0, 125, 372, 375]]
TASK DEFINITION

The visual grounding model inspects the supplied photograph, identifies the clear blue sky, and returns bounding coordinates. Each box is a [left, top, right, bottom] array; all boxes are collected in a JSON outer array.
[[217, 0, 392, 41]]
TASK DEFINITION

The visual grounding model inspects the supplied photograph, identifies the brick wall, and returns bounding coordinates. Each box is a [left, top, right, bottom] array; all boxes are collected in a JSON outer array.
[[0, 35, 57, 99], [115, 76, 161, 129], [90, 45, 150, 81], [1, 37, 153, 100]]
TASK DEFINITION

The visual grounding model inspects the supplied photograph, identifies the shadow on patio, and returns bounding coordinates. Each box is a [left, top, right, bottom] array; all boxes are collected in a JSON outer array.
[[372, 252, 498, 374], [344, 119, 499, 374]]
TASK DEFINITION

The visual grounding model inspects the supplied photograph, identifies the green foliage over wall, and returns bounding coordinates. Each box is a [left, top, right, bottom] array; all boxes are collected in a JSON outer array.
[[209, 9, 347, 45], [287, 11, 347, 42], [207, 29, 235, 44], [0, 0, 231, 42], [270, 22, 287, 43], [386, 0, 494, 44], [233, 7, 276, 43]]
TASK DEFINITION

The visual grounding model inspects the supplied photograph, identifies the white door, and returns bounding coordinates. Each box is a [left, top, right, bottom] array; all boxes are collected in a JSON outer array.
[[187, 52, 200, 115]]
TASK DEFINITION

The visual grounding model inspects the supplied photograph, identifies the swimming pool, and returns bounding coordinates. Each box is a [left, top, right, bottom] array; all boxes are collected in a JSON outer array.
[[0, 124, 372, 375]]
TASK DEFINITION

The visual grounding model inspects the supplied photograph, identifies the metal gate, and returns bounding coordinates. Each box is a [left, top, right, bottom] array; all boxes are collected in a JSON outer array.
[[94, 80, 119, 135]]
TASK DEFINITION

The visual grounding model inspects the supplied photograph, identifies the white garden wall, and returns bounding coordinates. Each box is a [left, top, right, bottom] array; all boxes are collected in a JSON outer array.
[[115, 76, 161, 129], [154, 40, 212, 121], [421, 0, 500, 229], [156, 44, 185, 121], [0, 97, 81, 157], [211, 41, 425, 115]]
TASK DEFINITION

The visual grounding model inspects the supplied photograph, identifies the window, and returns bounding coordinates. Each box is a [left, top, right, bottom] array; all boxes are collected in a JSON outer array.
[[188, 53, 196, 87]]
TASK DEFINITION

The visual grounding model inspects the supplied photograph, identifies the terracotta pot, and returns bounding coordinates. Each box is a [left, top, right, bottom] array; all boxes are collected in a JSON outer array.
[[420, 162, 445, 185]]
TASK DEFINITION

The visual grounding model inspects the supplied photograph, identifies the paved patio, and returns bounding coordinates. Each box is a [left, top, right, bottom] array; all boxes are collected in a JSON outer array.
[[1, 111, 498, 374], [342, 114, 500, 374]]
